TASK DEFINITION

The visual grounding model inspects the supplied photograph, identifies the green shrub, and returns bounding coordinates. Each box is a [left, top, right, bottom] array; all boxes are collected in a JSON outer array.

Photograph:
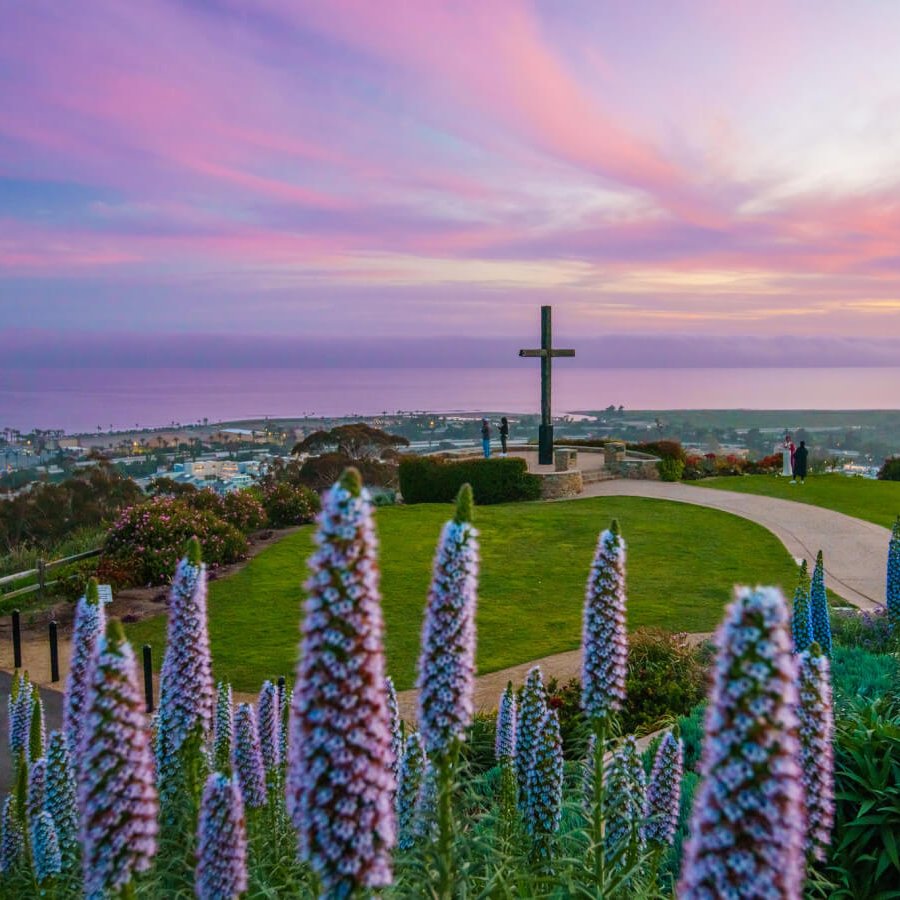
[[827, 699, 900, 895], [261, 482, 320, 528], [830, 645, 900, 707], [877, 456, 900, 481], [832, 606, 899, 655], [632, 440, 686, 462], [622, 629, 708, 734], [657, 458, 685, 482], [102, 496, 248, 586], [398, 456, 541, 505], [675, 702, 707, 773]]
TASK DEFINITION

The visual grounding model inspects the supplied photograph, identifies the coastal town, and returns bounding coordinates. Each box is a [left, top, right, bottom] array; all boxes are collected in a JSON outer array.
[[3, 407, 899, 496]]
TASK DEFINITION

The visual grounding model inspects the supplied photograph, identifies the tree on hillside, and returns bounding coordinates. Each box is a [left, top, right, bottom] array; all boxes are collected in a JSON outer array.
[[292, 424, 409, 461]]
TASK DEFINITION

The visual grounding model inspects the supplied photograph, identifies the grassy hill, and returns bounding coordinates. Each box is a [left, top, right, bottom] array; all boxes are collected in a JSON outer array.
[[128, 495, 802, 692]]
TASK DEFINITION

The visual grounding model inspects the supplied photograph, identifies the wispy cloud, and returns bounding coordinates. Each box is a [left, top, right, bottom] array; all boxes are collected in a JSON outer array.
[[2, 0, 900, 348]]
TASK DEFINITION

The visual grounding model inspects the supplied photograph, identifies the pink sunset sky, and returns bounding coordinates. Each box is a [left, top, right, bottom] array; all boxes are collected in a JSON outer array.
[[3, 0, 900, 361]]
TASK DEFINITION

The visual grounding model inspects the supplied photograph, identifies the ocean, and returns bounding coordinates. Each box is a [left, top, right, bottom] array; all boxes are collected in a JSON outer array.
[[1, 367, 899, 433]]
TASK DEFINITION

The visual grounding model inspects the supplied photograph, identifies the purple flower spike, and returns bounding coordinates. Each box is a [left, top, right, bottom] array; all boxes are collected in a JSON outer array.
[[791, 560, 813, 654], [27, 756, 47, 825], [64, 579, 106, 762], [581, 521, 628, 723], [417, 484, 479, 759], [288, 468, 396, 898], [196, 773, 248, 900], [8, 673, 33, 757], [79, 620, 158, 899], [679, 587, 806, 900], [524, 709, 564, 855], [516, 667, 547, 804], [605, 734, 646, 863], [45, 731, 79, 863], [213, 681, 234, 774], [0, 796, 23, 874], [495, 681, 517, 763], [887, 517, 900, 628], [797, 644, 835, 862], [157, 538, 215, 804], [257, 680, 280, 774], [386, 676, 403, 780], [643, 730, 683, 847], [30, 692, 46, 762], [396, 732, 427, 850], [31, 811, 62, 884], [233, 703, 266, 810], [810, 551, 832, 657]]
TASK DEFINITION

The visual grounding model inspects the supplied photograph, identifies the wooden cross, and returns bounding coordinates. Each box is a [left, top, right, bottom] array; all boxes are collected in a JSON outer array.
[[518, 305, 575, 465]]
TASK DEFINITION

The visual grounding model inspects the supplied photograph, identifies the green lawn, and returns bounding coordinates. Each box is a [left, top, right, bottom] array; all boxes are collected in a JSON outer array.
[[694, 474, 900, 529], [127, 496, 801, 692]]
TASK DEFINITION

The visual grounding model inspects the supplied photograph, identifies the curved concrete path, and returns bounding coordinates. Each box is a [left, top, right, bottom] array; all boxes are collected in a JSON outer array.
[[580, 480, 888, 610], [396, 480, 891, 719]]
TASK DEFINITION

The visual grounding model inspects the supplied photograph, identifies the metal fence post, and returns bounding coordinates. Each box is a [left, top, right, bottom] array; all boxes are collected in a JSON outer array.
[[142, 645, 154, 713], [12, 610, 22, 670], [49, 621, 60, 682]]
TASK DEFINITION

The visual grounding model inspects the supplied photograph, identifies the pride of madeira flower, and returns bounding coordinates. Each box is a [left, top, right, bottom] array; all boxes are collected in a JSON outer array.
[[416, 483, 479, 759], [78, 620, 158, 899], [495, 681, 517, 763], [791, 560, 813, 654], [288, 468, 396, 898], [888, 517, 900, 628], [810, 551, 832, 656], [195, 773, 248, 900], [797, 643, 835, 861], [679, 587, 806, 900], [63, 578, 105, 763], [581, 521, 627, 723], [156, 537, 215, 813], [643, 729, 683, 847]]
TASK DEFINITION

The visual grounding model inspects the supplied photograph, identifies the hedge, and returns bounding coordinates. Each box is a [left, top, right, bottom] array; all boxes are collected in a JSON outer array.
[[398, 456, 541, 505]]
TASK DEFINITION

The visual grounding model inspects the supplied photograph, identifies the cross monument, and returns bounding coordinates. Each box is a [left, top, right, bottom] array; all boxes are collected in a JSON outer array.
[[518, 305, 575, 465]]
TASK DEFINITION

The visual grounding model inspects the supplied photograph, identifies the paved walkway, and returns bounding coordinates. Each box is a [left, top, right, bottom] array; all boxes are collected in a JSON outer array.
[[580, 480, 888, 610]]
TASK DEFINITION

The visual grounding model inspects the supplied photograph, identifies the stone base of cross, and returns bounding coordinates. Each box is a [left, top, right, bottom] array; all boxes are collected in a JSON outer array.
[[519, 306, 575, 465]]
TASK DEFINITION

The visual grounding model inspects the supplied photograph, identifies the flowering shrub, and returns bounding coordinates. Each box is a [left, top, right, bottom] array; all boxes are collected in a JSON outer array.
[[832, 605, 897, 654], [103, 496, 247, 585], [260, 482, 320, 528], [221, 489, 268, 533]]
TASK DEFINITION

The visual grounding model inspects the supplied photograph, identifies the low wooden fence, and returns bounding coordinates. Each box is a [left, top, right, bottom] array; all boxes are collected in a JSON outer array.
[[0, 548, 102, 602]]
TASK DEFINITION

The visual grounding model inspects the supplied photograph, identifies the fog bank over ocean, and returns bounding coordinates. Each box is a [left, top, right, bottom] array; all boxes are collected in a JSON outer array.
[[2, 366, 899, 434], [4, 331, 900, 370]]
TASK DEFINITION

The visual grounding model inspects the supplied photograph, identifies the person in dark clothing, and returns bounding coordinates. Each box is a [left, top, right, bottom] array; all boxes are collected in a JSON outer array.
[[793, 441, 809, 483], [499, 416, 509, 456], [481, 418, 491, 459]]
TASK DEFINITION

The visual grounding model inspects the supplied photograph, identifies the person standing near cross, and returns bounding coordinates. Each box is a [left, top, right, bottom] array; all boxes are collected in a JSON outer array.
[[519, 306, 575, 465]]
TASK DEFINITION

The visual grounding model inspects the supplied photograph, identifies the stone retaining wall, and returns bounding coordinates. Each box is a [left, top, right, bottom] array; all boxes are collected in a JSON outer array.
[[535, 469, 584, 499]]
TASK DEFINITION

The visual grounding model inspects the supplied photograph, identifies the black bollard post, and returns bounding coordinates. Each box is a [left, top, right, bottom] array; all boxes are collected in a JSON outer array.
[[12, 610, 22, 670], [142, 645, 154, 713], [49, 621, 60, 682]]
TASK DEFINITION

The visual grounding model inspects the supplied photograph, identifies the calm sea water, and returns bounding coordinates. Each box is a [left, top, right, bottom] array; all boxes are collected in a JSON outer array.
[[1, 367, 898, 433]]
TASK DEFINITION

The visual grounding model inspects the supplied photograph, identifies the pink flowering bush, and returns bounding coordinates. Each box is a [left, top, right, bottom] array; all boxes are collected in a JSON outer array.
[[260, 482, 320, 528], [221, 489, 268, 532], [102, 496, 247, 585]]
